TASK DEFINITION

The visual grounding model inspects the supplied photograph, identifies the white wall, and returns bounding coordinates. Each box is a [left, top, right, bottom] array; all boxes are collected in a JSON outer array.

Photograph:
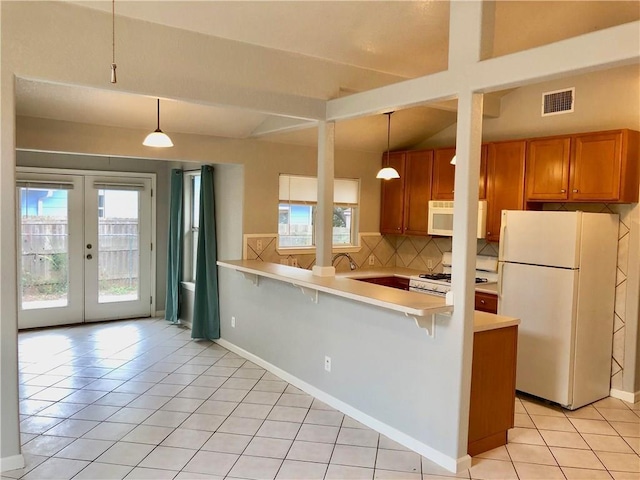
[[422, 64, 640, 146], [218, 268, 467, 470]]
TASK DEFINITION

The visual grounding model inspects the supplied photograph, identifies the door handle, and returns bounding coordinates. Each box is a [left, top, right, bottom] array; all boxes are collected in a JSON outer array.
[[86, 254, 93, 260]]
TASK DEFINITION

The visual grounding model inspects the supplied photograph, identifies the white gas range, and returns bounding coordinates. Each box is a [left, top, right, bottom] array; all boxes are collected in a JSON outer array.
[[408, 253, 498, 297]]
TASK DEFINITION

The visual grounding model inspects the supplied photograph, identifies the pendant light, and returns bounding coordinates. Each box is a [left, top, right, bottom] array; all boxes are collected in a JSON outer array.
[[450, 154, 456, 165], [143, 99, 174, 148], [376, 112, 400, 180], [110, 0, 117, 83]]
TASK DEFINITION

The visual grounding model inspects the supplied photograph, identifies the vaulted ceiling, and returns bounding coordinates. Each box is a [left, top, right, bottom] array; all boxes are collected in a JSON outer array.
[[15, 1, 640, 152]]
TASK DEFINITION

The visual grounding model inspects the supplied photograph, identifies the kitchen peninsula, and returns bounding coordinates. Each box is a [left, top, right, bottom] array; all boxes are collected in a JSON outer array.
[[217, 260, 519, 471]]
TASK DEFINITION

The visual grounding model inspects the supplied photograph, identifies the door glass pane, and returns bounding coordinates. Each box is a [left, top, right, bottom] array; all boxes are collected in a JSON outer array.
[[98, 189, 139, 303], [19, 187, 69, 310]]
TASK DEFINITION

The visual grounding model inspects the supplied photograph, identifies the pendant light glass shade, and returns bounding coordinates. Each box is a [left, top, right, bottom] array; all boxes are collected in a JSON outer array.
[[376, 167, 400, 179], [143, 99, 173, 147], [450, 154, 456, 165], [376, 112, 400, 180]]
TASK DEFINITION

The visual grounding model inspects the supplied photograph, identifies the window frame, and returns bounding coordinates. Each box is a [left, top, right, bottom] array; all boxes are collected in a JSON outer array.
[[183, 171, 201, 283], [277, 174, 360, 254]]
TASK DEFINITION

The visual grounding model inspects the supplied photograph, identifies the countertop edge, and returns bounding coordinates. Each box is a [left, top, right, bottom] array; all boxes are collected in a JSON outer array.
[[217, 260, 452, 317]]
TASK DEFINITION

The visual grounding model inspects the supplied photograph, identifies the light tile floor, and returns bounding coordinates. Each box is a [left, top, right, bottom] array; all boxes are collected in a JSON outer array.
[[4, 318, 639, 480]]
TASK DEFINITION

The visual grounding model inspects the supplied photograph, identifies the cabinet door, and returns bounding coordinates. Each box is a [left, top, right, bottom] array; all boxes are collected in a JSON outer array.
[[404, 150, 433, 236], [486, 141, 526, 243], [479, 145, 488, 200], [379, 152, 406, 234], [526, 137, 571, 201], [570, 131, 622, 201], [432, 148, 456, 200]]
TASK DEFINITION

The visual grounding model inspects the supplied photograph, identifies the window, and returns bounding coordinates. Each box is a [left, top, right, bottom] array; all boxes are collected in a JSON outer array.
[[184, 172, 201, 282], [278, 174, 359, 249]]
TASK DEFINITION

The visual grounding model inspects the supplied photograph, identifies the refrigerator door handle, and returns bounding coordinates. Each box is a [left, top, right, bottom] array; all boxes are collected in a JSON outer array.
[[498, 262, 504, 297], [498, 216, 507, 261]]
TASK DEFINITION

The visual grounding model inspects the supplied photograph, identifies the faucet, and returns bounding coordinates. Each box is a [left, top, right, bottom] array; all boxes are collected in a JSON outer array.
[[332, 252, 357, 270]]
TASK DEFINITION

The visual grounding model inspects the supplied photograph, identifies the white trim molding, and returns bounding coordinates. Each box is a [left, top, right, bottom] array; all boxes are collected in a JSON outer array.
[[215, 337, 471, 474], [610, 388, 640, 404], [0, 454, 25, 473]]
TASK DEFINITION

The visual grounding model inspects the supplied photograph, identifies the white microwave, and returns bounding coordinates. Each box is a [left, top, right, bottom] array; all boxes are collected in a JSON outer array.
[[427, 200, 487, 238]]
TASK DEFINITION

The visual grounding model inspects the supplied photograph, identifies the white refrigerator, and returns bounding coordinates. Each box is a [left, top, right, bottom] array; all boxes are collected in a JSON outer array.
[[497, 210, 618, 409]]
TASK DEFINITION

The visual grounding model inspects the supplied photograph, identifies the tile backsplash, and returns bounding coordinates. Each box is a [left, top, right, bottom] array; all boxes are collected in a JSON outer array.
[[244, 233, 496, 273]]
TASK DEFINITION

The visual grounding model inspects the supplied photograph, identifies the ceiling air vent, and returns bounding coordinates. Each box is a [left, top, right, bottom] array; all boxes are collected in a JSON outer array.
[[542, 88, 575, 116]]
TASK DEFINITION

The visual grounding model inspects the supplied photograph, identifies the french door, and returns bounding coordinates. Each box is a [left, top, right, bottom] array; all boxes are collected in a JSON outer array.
[[17, 170, 153, 329]]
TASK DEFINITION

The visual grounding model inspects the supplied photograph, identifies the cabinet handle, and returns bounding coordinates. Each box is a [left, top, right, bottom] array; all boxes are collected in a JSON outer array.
[[560, 189, 566, 193], [573, 189, 578, 193], [480, 300, 486, 304]]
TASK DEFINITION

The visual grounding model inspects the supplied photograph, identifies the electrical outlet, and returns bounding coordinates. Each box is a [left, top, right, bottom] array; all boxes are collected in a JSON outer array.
[[427, 259, 433, 269], [290, 258, 298, 267], [280, 259, 288, 265], [231, 316, 236, 328], [368, 255, 375, 266], [324, 356, 331, 372], [256, 239, 263, 251]]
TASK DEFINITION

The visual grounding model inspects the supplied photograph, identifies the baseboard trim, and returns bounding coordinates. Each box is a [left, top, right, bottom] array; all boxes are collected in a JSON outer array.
[[610, 388, 640, 404], [155, 309, 166, 318], [0, 454, 25, 473], [216, 337, 469, 474]]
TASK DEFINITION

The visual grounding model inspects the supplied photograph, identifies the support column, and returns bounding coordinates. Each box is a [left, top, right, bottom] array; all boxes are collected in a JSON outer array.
[[450, 90, 484, 461], [312, 121, 336, 277]]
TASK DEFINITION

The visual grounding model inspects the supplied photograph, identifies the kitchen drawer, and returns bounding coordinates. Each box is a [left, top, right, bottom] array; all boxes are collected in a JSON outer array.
[[475, 292, 498, 314]]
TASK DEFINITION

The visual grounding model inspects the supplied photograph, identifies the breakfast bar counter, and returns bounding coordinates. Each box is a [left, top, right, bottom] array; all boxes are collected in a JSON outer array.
[[218, 260, 518, 334]]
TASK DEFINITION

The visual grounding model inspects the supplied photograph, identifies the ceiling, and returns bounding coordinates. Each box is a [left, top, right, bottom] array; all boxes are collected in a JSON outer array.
[[15, 1, 640, 153]]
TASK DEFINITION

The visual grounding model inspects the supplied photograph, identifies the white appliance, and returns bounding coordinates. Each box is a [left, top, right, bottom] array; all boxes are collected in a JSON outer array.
[[409, 253, 498, 296], [498, 210, 618, 410], [427, 200, 487, 238]]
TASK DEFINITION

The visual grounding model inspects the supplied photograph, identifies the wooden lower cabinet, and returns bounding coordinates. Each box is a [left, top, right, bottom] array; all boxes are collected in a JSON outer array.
[[468, 325, 518, 456], [475, 292, 498, 314], [354, 276, 409, 290]]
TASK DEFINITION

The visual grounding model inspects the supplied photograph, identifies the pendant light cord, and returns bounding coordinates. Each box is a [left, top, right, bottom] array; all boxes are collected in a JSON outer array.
[[110, 0, 117, 83], [385, 112, 394, 163], [112, 0, 115, 64], [157, 99, 161, 130]]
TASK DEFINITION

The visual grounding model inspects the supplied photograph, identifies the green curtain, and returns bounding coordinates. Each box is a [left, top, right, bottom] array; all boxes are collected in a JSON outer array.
[[164, 169, 183, 324], [192, 165, 220, 339]]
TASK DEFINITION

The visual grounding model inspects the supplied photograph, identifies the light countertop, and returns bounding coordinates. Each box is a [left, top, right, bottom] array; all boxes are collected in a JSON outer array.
[[218, 260, 518, 333], [474, 311, 519, 333]]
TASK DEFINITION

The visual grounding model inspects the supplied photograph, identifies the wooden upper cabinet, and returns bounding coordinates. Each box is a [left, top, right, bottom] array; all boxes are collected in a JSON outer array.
[[379, 152, 406, 234], [526, 137, 571, 201], [485, 141, 526, 243], [526, 130, 639, 203], [432, 146, 488, 200], [571, 130, 639, 202], [404, 150, 433, 236], [432, 148, 456, 200]]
